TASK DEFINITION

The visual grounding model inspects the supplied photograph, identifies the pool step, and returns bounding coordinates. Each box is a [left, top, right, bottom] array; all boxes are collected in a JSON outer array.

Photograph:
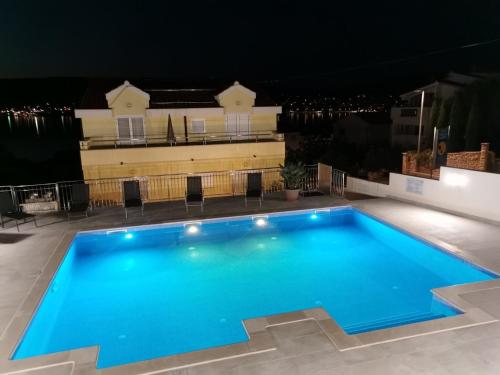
[[344, 311, 447, 334]]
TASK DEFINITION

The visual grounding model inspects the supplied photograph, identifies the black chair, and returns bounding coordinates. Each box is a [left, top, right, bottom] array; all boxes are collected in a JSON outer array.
[[245, 172, 264, 207], [67, 183, 90, 219], [185, 176, 204, 212], [123, 181, 144, 219], [0, 191, 37, 232]]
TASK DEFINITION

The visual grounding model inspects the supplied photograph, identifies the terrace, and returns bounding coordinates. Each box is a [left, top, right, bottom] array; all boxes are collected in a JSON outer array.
[[80, 131, 284, 150], [1, 171, 500, 374]]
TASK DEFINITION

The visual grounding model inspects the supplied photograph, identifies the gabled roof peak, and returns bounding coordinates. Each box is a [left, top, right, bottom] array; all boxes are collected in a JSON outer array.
[[215, 81, 256, 104], [105, 80, 150, 107]]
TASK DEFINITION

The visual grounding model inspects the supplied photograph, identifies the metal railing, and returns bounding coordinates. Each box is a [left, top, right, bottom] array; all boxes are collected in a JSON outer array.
[[1, 164, 348, 214], [80, 131, 284, 150], [332, 169, 346, 197]]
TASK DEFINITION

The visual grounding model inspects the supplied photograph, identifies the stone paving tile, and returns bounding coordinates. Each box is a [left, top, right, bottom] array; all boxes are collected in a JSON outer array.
[[461, 288, 500, 319], [236, 357, 300, 375], [275, 332, 335, 358], [290, 349, 344, 374], [268, 320, 321, 341], [11, 363, 73, 375], [332, 352, 446, 375], [428, 337, 500, 375]]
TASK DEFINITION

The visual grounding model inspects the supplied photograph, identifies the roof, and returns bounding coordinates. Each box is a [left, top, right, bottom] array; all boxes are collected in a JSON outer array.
[[399, 71, 482, 97], [78, 79, 279, 109]]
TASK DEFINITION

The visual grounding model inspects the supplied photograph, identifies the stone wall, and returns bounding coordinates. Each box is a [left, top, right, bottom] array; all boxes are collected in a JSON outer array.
[[401, 152, 440, 180], [446, 143, 490, 171], [402, 143, 493, 179]]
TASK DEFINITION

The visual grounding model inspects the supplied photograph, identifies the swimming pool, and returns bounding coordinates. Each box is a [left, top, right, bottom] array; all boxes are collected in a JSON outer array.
[[13, 207, 496, 368]]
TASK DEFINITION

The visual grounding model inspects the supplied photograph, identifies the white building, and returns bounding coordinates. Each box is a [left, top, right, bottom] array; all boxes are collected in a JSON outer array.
[[390, 72, 480, 149]]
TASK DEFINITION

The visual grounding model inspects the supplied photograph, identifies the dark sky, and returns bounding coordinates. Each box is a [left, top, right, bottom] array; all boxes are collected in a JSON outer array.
[[2, 0, 500, 88]]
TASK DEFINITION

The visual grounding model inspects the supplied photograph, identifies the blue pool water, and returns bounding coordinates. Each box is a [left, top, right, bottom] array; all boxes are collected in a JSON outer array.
[[13, 208, 496, 368]]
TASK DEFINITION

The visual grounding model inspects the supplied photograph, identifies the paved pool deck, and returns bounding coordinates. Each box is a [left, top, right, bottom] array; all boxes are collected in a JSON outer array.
[[1, 195, 500, 374]]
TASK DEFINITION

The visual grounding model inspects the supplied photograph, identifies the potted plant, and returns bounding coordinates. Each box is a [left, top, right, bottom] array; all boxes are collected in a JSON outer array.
[[280, 162, 307, 201]]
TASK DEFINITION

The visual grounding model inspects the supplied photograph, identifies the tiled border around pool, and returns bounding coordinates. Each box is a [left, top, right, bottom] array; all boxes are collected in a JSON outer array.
[[1, 206, 499, 375]]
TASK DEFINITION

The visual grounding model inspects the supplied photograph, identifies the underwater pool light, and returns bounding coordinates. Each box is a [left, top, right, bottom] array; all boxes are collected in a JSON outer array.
[[255, 218, 267, 227], [124, 233, 133, 239], [187, 225, 199, 234]]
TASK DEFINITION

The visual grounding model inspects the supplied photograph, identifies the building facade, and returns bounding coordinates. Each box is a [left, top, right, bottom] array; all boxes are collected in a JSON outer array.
[[75, 80, 284, 180], [390, 72, 479, 149]]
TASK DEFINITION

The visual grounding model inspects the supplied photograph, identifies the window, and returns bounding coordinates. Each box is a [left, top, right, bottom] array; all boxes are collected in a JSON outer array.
[[400, 108, 418, 117], [117, 117, 145, 143], [225, 113, 251, 137], [191, 119, 206, 134], [395, 124, 422, 135]]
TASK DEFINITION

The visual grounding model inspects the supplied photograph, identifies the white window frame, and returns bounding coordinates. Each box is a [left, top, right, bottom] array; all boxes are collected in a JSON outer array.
[[225, 113, 251, 139], [115, 116, 146, 144], [190, 118, 206, 134]]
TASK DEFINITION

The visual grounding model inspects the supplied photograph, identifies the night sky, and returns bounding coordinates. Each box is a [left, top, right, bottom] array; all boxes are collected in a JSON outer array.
[[2, 1, 500, 88]]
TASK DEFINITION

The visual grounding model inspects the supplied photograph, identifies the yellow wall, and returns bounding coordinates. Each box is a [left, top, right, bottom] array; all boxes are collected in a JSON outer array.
[[80, 142, 285, 180], [81, 113, 278, 138]]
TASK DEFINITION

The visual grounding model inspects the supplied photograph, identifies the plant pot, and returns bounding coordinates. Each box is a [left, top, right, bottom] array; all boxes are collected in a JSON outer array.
[[285, 189, 300, 202]]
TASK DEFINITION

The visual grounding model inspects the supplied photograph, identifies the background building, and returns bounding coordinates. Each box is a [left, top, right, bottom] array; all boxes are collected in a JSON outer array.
[[390, 72, 480, 149]]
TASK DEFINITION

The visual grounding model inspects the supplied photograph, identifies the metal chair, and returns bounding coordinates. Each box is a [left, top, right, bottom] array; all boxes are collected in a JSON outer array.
[[245, 172, 264, 207], [185, 176, 204, 212], [67, 183, 90, 219], [0, 191, 37, 232], [123, 181, 144, 219]]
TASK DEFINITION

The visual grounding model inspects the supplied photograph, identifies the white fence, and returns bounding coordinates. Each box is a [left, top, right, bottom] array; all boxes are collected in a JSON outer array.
[[347, 167, 500, 222]]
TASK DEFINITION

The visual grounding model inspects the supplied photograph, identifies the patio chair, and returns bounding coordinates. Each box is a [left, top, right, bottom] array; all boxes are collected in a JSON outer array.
[[0, 191, 37, 232], [67, 183, 90, 219], [245, 172, 263, 207], [185, 176, 204, 212], [123, 181, 144, 219]]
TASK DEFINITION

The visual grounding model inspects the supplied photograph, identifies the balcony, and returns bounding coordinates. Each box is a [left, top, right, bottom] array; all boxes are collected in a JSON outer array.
[[80, 131, 284, 150]]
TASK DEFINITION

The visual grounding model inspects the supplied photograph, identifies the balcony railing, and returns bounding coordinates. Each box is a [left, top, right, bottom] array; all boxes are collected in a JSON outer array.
[[80, 131, 284, 150], [1, 164, 346, 214]]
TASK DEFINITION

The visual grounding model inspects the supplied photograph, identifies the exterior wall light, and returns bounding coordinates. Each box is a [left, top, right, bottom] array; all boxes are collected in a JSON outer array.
[[443, 173, 468, 187]]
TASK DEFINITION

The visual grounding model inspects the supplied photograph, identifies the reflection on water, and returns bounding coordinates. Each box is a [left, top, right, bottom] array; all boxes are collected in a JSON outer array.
[[0, 114, 79, 138], [280, 110, 354, 128], [0, 114, 83, 184]]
